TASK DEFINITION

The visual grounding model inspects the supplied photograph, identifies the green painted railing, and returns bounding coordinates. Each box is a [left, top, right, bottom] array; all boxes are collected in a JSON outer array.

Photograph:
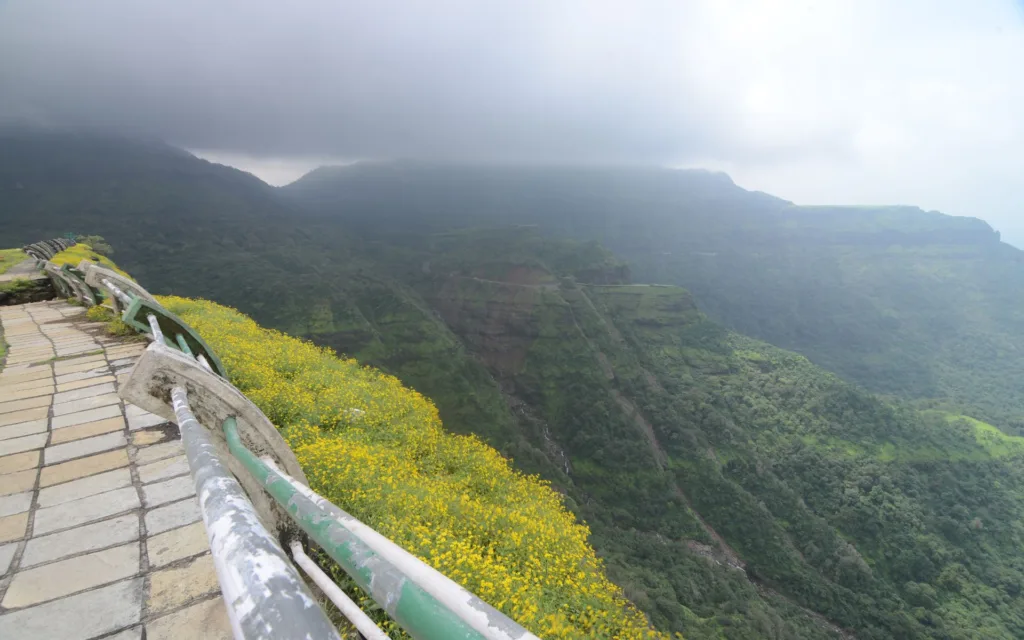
[[43, 253, 540, 640], [223, 417, 500, 640]]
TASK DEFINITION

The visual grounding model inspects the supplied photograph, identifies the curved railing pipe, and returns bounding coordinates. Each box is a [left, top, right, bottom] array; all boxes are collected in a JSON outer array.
[[224, 419, 538, 640], [31, 245, 546, 640], [171, 387, 342, 640]]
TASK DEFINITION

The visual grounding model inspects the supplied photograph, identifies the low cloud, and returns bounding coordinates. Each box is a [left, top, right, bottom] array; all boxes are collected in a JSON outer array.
[[2, 1, 1023, 240]]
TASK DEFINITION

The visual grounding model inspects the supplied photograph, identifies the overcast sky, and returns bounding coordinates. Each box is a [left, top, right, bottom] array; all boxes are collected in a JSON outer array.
[[1, 1, 1023, 243]]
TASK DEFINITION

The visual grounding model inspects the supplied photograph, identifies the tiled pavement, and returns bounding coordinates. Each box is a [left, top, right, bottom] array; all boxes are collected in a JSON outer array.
[[0, 301, 231, 639]]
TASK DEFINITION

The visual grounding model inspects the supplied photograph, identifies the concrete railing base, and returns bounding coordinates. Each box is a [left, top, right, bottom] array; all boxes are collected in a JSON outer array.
[[120, 342, 309, 538]]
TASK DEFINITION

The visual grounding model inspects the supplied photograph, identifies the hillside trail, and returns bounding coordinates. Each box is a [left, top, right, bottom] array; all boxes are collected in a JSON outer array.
[[0, 300, 232, 639], [0, 259, 44, 283]]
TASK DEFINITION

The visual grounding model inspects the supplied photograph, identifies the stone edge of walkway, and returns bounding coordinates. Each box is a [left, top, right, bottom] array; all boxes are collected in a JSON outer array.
[[0, 301, 232, 640]]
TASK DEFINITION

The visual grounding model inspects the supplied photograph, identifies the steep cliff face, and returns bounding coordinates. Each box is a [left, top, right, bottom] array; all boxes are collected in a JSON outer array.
[[282, 162, 1023, 436], [316, 236, 1024, 639]]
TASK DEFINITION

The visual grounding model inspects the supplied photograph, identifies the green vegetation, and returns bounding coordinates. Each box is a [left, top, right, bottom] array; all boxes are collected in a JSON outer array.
[[157, 295, 662, 639], [0, 278, 35, 294], [75, 235, 113, 255], [281, 163, 1023, 435], [85, 305, 142, 337], [0, 248, 25, 275], [50, 242, 130, 277], [0, 277, 52, 306], [8, 133, 1024, 638]]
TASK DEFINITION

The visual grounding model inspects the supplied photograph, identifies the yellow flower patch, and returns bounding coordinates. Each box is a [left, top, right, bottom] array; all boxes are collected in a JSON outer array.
[[50, 243, 132, 278], [159, 295, 664, 639]]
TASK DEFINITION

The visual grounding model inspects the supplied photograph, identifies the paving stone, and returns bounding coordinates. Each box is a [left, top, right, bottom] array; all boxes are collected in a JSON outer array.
[[37, 467, 132, 508], [52, 337, 95, 345], [146, 596, 231, 640], [2, 542, 140, 608], [33, 486, 140, 534], [55, 346, 100, 356], [45, 432, 127, 465], [145, 496, 201, 535], [50, 416, 126, 445], [0, 511, 28, 543], [54, 335, 98, 344], [54, 343, 92, 351], [52, 381, 116, 404], [147, 520, 208, 568], [143, 475, 195, 508], [0, 577, 143, 639], [0, 373, 51, 389], [53, 354, 106, 374], [0, 376, 55, 394], [0, 366, 51, 380], [40, 449, 129, 487], [0, 347, 39, 356], [107, 627, 143, 640], [125, 403, 150, 417], [0, 406, 48, 428], [127, 411, 167, 431], [0, 450, 40, 475], [4, 358, 52, 369], [147, 553, 219, 615], [21, 514, 139, 568], [0, 541, 15, 575], [2, 343, 50, 353], [0, 418, 48, 441], [52, 393, 121, 418], [0, 394, 51, 417], [0, 432, 47, 457], [106, 343, 146, 354], [8, 340, 51, 348], [133, 439, 183, 465], [139, 456, 190, 484], [131, 429, 166, 446], [0, 383, 54, 402], [3, 353, 52, 365], [0, 468, 37, 496], [0, 491, 32, 517], [56, 370, 113, 387], [51, 403, 122, 429], [0, 366, 52, 385], [56, 366, 110, 380]]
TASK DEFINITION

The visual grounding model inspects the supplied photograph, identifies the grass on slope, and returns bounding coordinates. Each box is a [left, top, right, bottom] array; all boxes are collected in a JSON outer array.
[[927, 411, 1024, 459], [0, 248, 26, 275], [50, 243, 131, 277], [798, 410, 1024, 464], [158, 295, 663, 640]]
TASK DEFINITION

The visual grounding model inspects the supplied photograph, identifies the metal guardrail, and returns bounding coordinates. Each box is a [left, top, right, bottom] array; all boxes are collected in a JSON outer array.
[[23, 237, 75, 262], [224, 418, 536, 640], [39, 252, 542, 640], [171, 387, 342, 640]]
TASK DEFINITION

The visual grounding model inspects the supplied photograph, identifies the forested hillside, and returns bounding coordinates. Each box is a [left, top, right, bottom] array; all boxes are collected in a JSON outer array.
[[5, 131, 1024, 638], [283, 163, 1024, 434]]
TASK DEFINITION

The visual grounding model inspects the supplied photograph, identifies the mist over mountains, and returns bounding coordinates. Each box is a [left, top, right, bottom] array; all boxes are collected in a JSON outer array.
[[5, 130, 1024, 637]]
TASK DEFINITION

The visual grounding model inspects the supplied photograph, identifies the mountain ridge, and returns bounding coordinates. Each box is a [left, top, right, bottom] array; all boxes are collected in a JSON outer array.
[[5, 132, 1024, 638]]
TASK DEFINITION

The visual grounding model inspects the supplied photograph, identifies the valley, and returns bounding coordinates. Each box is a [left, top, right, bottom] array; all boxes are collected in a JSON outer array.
[[3, 132, 1024, 638]]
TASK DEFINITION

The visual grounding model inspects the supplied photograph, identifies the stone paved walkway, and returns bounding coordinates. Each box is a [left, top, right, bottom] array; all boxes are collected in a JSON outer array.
[[0, 301, 232, 639], [0, 259, 46, 284]]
